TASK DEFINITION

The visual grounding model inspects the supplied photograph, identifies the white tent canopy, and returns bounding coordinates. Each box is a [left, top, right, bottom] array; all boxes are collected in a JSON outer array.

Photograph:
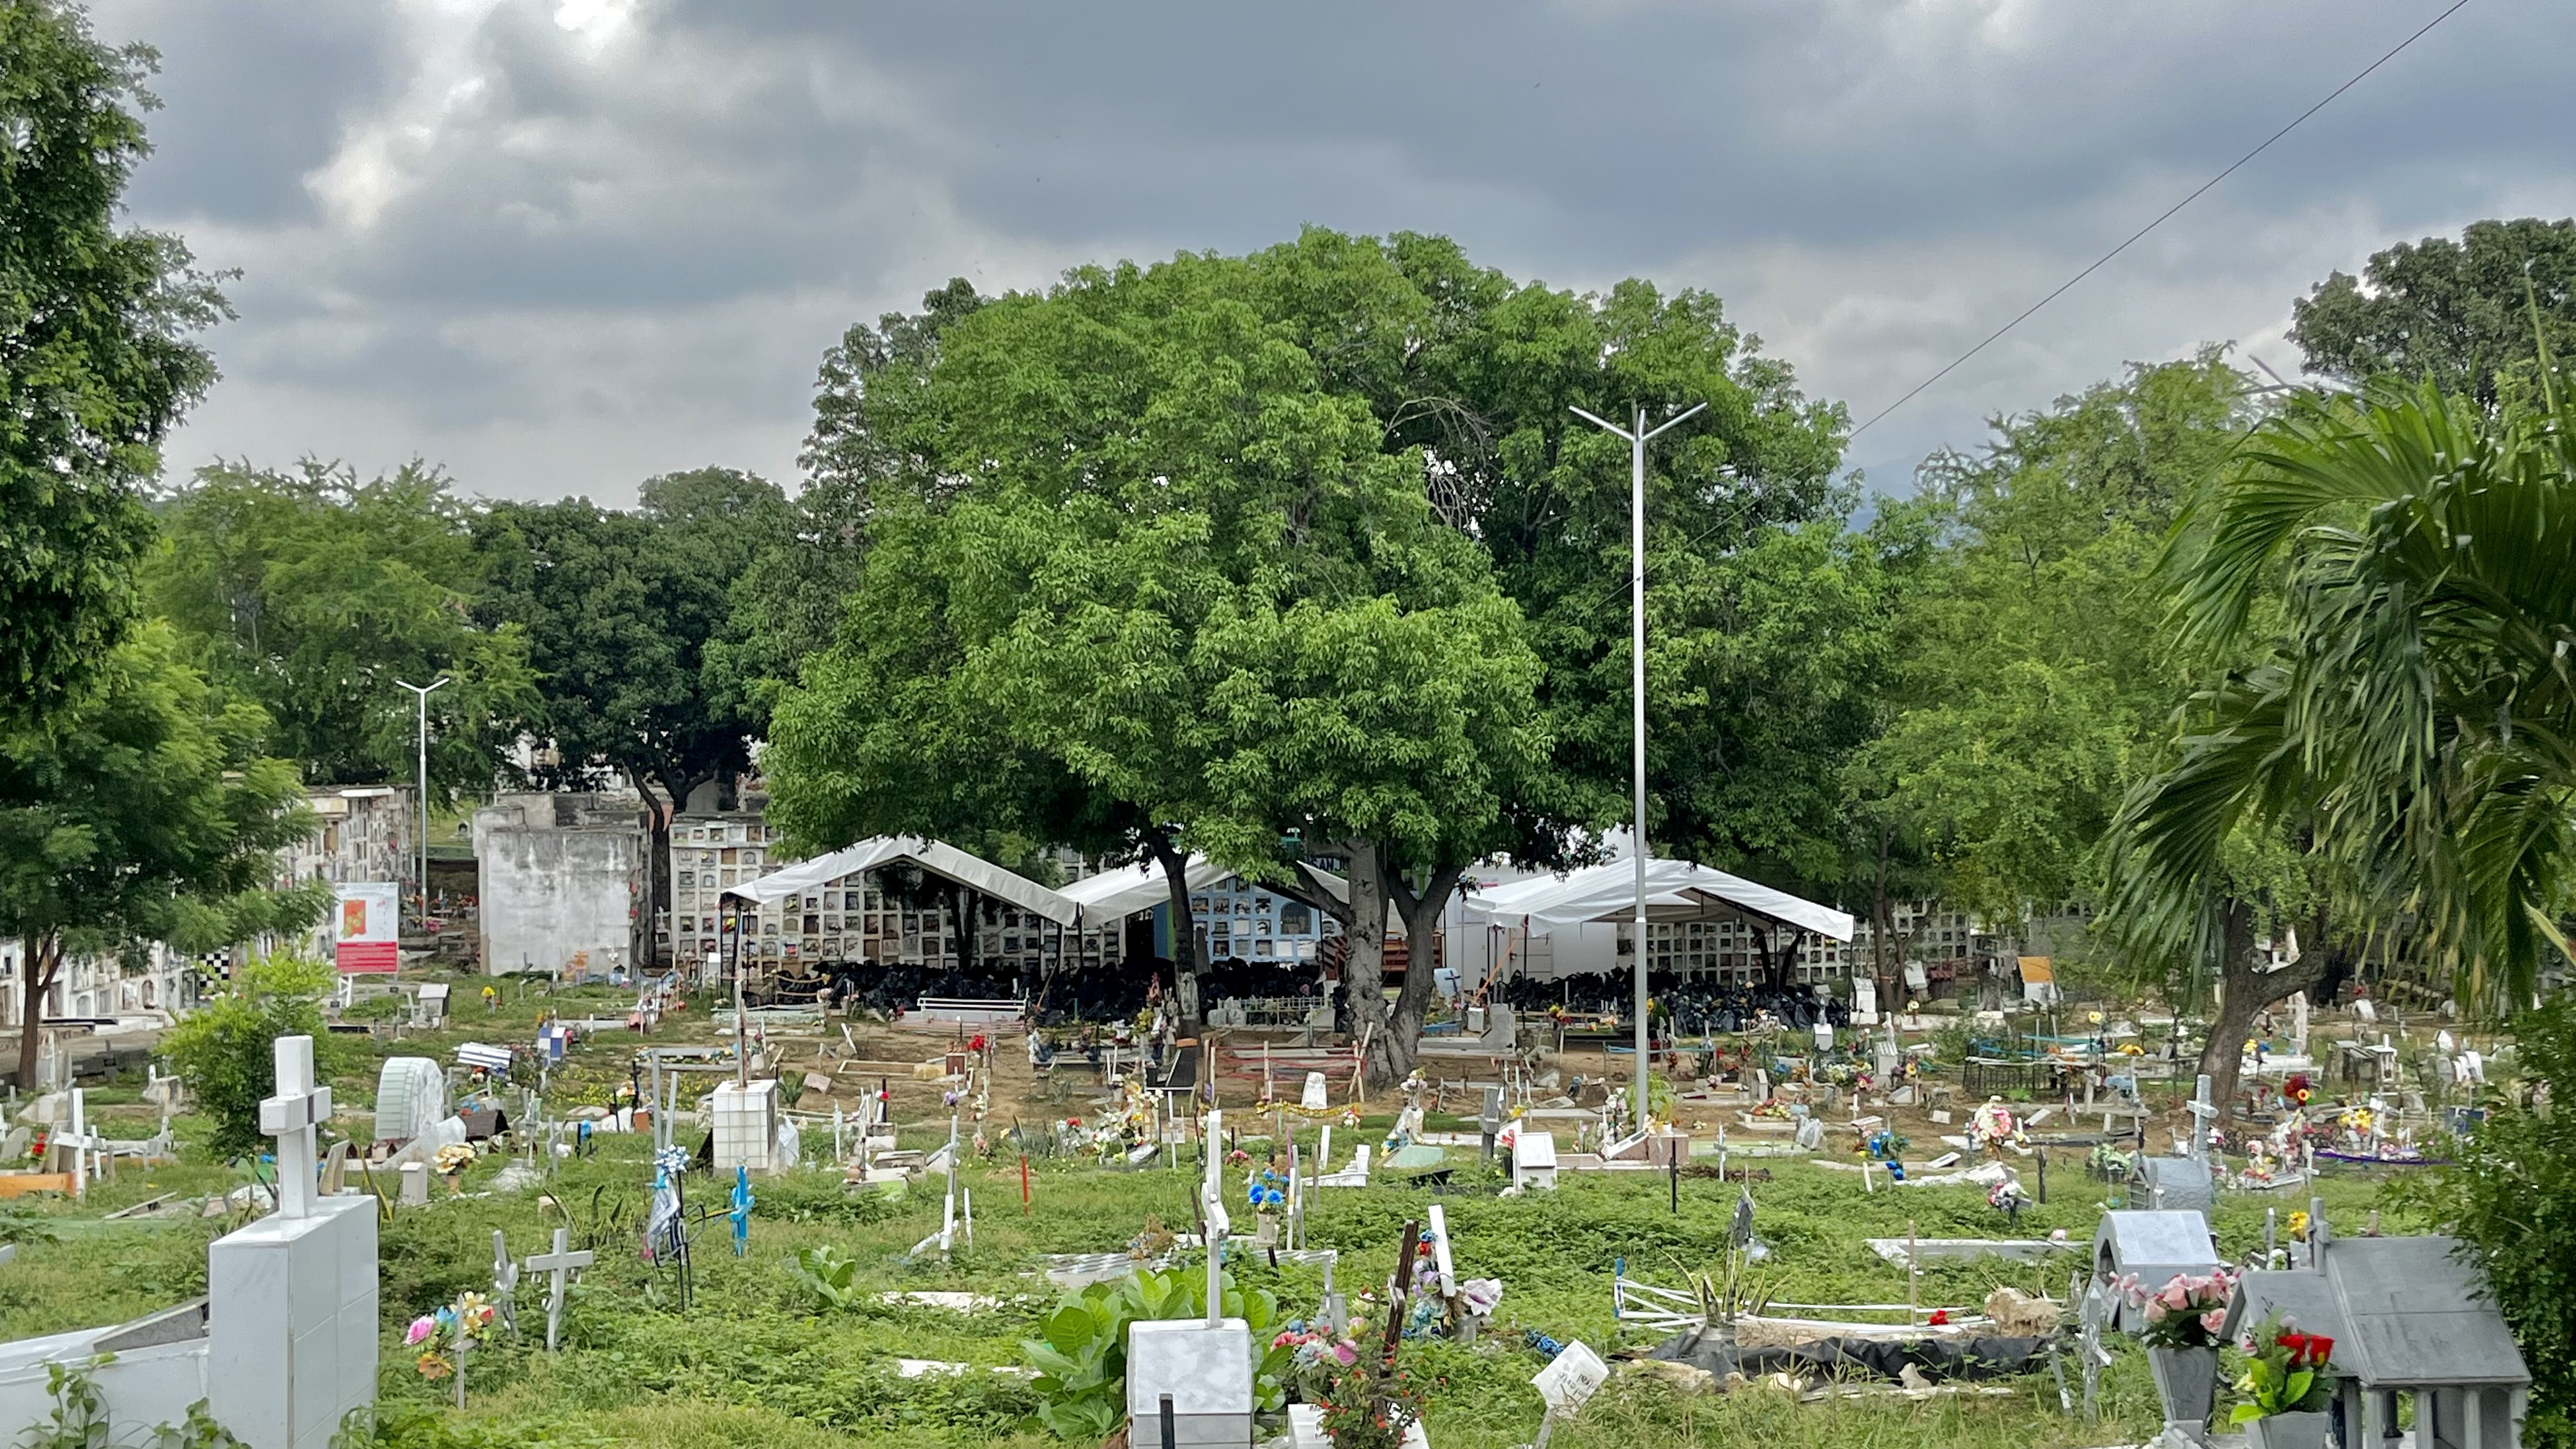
[[1056, 854, 1230, 922], [718, 836, 1080, 926], [1461, 858, 1854, 941]]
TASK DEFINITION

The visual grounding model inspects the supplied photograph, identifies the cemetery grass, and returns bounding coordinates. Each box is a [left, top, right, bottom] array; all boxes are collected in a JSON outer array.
[[19, 1120, 2400, 1449], [365, 1136, 2407, 1449], [0, 982, 2446, 1449]]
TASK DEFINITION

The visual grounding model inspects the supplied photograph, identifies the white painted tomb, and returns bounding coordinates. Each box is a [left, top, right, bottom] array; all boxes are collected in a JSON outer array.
[[1129, 1110, 1253, 1448], [0, 1036, 378, 1448], [710, 1079, 781, 1172]]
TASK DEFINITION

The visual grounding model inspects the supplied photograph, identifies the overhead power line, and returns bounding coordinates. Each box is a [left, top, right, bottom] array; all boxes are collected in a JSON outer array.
[[1850, 0, 2474, 440]]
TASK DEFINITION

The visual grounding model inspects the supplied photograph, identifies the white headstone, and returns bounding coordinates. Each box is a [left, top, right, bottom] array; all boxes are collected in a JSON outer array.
[[372, 1058, 448, 1147], [399, 1162, 430, 1207], [1300, 1072, 1329, 1112], [208, 1036, 377, 1446], [1514, 1130, 1558, 1192], [710, 1080, 779, 1173], [1128, 1317, 1254, 1448], [1532, 1339, 1609, 1413]]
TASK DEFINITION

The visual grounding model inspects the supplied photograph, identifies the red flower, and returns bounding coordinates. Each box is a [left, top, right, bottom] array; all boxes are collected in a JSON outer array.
[[2278, 1331, 2311, 1360], [1928, 1308, 1949, 1326], [2304, 1335, 2333, 1367]]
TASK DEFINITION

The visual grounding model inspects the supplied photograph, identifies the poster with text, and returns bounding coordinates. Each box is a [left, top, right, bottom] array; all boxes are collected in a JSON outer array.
[[335, 883, 400, 974]]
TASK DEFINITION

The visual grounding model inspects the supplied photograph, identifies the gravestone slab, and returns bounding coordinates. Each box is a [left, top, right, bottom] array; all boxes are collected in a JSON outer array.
[[1127, 1317, 1252, 1448], [206, 1189, 378, 1446], [372, 1058, 447, 1147], [2136, 1154, 2215, 1220], [1514, 1130, 1558, 1192], [2092, 1209, 2219, 1333]]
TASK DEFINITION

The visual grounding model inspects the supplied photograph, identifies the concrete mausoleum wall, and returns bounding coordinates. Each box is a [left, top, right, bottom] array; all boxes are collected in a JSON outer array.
[[473, 793, 647, 978]]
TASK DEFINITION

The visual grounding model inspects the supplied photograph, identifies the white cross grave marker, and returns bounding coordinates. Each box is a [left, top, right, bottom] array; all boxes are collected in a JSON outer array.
[[57, 1089, 110, 1201], [2184, 1074, 2218, 1165], [523, 1227, 594, 1351], [257, 1035, 332, 1218], [1200, 1108, 1229, 1326], [490, 1230, 521, 1333]]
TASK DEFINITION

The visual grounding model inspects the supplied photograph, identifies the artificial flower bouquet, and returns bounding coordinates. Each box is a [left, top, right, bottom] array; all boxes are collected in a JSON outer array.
[[2231, 1314, 2338, 1423], [2120, 1269, 2237, 1349]]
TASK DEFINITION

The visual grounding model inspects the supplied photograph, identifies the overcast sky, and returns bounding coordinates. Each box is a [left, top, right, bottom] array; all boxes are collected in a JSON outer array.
[[91, 0, 2567, 506]]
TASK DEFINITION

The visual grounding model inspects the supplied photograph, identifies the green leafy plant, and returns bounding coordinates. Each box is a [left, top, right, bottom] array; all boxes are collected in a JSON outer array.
[[2228, 1314, 2338, 1423], [790, 1246, 864, 1312], [23, 1360, 247, 1448], [158, 953, 339, 1162], [2388, 997, 2576, 1449], [1019, 1267, 1292, 1439]]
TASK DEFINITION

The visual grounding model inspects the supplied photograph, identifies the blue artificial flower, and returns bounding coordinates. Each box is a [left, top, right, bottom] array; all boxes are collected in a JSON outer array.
[[654, 1146, 690, 1176]]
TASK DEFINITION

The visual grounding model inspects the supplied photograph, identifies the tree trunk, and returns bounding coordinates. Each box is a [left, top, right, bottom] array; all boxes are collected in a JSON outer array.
[[1871, 827, 1894, 1006], [2197, 897, 2331, 1122], [1141, 829, 1200, 1025], [1383, 859, 1468, 1088], [16, 935, 59, 1091], [947, 882, 979, 977], [1321, 841, 1397, 1086], [645, 772, 719, 972]]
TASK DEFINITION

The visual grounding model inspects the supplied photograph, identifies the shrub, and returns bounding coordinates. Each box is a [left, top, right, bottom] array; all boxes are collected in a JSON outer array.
[[2388, 998, 2576, 1449], [158, 953, 339, 1162]]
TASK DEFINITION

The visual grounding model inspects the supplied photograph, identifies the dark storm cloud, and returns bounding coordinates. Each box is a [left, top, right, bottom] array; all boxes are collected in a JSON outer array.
[[85, 0, 2575, 502]]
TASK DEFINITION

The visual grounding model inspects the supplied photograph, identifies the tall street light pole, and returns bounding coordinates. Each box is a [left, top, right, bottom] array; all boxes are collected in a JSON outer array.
[[1569, 401, 1703, 1134], [394, 677, 452, 930]]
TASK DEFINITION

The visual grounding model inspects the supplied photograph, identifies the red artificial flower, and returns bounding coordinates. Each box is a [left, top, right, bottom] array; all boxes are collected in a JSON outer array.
[[2278, 1331, 2311, 1361], [1927, 1308, 1949, 1326], [2305, 1335, 2334, 1367]]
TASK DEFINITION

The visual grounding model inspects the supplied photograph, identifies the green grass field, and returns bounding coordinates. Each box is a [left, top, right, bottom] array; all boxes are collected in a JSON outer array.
[[0, 983, 2446, 1448]]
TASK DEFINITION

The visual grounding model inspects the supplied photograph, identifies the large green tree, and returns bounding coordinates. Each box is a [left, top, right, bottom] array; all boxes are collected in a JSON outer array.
[[0, 624, 323, 1085], [1857, 353, 2263, 960], [0, 2, 226, 724], [2292, 217, 2576, 410], [151, 461, 535, 802], [766, 247, 1558, 1073], [475, 468, 805, 962]]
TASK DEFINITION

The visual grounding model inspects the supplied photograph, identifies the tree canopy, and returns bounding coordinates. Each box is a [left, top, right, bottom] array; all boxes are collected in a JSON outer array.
[[0, 623, 323, 1083], [1855, 351, 2263, 939], [763, 233, 1885, 1075], [0, 1, 226, 725], [475, 467, 783, 812], [2292, 217, 2576, 410], [151, 461, 535, 802]]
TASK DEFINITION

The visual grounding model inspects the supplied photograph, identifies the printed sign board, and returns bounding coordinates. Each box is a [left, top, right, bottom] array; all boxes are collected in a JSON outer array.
[[335, 884, 400, 974]]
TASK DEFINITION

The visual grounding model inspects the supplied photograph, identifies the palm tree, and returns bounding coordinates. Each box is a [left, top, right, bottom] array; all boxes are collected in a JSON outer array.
[[2110, 376, 2576, 1044]]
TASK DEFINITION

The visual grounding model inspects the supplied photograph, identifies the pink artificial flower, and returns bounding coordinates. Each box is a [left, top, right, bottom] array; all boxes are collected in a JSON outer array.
[[1331, 1343, 1358, 1365], [2145, 1301, 2168, 1322], [406, 1316, 436, 1346], [2160, 1283, 2191, 1310], [2202, 1310, 2227, 1335]]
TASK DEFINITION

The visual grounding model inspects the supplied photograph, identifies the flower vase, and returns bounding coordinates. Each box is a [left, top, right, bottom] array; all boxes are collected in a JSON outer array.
[[2147, 1346, 2219, 1443], [2244, 1413, 2329, 1449], [442, 1173, 462, 1194]]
